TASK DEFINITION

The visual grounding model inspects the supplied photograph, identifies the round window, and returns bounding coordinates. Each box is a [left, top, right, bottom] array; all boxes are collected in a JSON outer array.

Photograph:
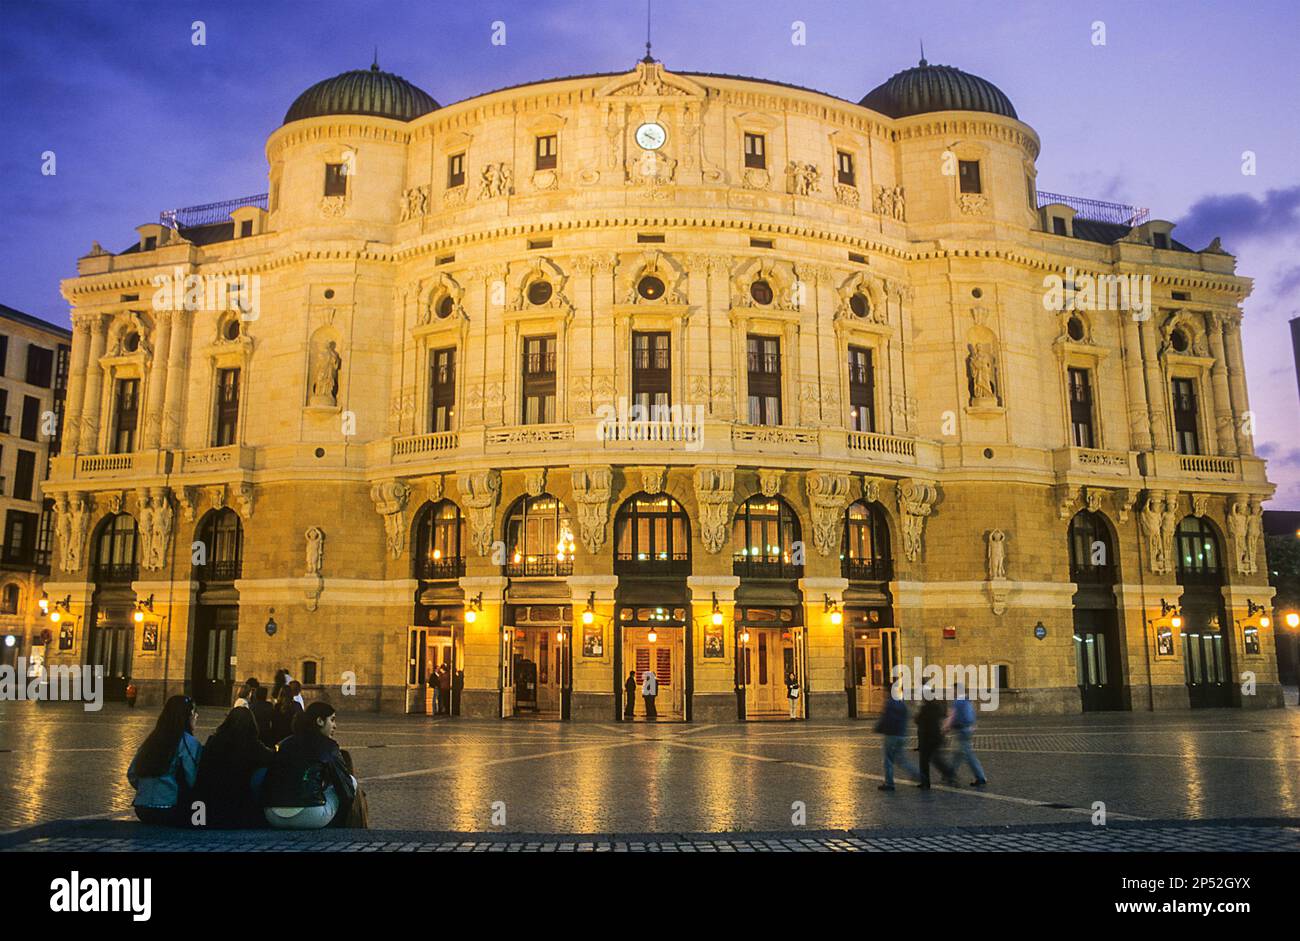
[[123, 332, 140, 353], [971, 287, 983, 299], [223, 319, 241, 341], [527, 281, 553, 306], [435, 296, 455, 319], [1170, 328, 1189, 353], [849, 293, 869, 318], [750, 279, 774, 305], [1067, 316, 1085, 341], [637, 276, 665, 301]]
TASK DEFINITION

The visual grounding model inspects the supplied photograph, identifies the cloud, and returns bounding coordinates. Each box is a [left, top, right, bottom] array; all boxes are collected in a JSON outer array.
[[1176, 186, 1300, 251], [1274, 265, 1300, 296]]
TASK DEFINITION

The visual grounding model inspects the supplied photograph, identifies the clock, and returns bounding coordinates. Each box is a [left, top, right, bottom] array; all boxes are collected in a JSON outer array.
[[635, 122, 666, 151]]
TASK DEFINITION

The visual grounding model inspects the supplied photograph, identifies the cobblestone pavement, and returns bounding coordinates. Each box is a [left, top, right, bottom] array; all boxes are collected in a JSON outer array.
[[3, 702, 1299, 841]]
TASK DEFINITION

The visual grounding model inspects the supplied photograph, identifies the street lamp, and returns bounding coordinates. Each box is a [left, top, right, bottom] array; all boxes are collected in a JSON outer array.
[[1246, 600, 1271, 629], [133, 594, 155, 623], [464, 592, 483, 624], [582, 592, 595, 625], [1285, 612, 1300, 630], [824, 594, 843, 626], [711, 592, 723, 627]]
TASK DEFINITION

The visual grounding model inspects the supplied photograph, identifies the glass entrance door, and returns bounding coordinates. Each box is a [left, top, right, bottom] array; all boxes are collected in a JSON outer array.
[[742, 628, 794, 717], [86, 605, 132, 701], [626, 628, 683, 720], [852, 626, 898, 716], [407, 626, 429, 714], [1184, 620, 1232, 708], [1073, 609, 1122, 711], [192, 606, 238, 706]]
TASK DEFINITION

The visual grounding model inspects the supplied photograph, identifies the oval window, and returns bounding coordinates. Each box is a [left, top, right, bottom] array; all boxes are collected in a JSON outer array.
[[223, 319, 241, 341], [849, 293, 869, 318], [1170, 328, 1189, 353], [123, 332, 140, 353], [637, 276, 665, 301], [750, 279, 774, 305], [1067, 316, 1084, 341], [435, 296, 455, 319], [527, 281, 553, 306]]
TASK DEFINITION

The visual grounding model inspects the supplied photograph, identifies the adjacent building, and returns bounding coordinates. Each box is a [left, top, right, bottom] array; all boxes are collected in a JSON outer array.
[[0, 304, 71, 673], [42, 57, 1281, 717]]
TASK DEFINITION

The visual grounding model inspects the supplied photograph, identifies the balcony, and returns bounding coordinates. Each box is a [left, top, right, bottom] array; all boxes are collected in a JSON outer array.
[[614, 552, 691, 577], [73, 451, 167, 479], [847, 431, 916, 461], [92, 562, 138, 584], [392, 431, 459, 461], [160, 193, 268, 229], [485, 423, 575, 450], [197, 558, 243, 582], [416, 556, 466, 581], [733, 557, 803, 580], [505, 557, 574, 578], [1142, 450, 1252, 483], [842, 557, 891, 581], [1053, 446, 1138, 478], [1037, 191, 1149, 227], [176, 445, 255, 474], [731, 424, 819, 455]]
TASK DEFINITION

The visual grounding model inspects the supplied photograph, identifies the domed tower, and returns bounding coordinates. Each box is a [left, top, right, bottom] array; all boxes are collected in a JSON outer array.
[[859, 59, 1038, 231], [265, 61, 439, 234]]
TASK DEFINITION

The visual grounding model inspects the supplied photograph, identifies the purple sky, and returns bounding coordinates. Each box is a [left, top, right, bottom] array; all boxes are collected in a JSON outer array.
[[2, 0, 1296, 504]]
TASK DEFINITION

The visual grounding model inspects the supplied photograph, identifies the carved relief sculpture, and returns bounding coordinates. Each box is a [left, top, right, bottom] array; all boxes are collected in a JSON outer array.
[[787, 161, 821, 196], [805, 471, 854, 556], [457, 469, 501, 556], [1228, 496, 1250, 574], [1140, 490, 1165, 573], [571, 466, 614, 554], [897, 479, 938, 562], [967, 343, 999, 406], [371, 480, 413, 559], [305, 527, 325, 576], [987, 529, 1007, 580], [694, 466, 735, 553], [1244, 497, 1263, 576]]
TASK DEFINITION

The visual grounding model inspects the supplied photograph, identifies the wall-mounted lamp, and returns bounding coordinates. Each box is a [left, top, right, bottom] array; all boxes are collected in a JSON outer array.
[[465, 592, 483, 624], [582, 592, 595, 625], [824, 594, 843, 626], [48, 595, 72, 623], [38, 591, 49, 615], [1158, 598, 1182, 630], [647, 629, 657, 643], [133, 594, 155, 623], [739, 628, 751, 644], [711, 592, 724, 627], [1246, 600, 1271, 628], [1285, 611, 1300, 631]]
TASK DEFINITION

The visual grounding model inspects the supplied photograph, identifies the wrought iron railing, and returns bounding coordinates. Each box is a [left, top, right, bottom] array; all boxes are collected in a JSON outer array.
[[614, 552, 691, 577], [1036, 191, 1149, 227], [842, 557, 891, 581], [505, 557, 574, 578], [732, 557, 803, 580], [93, 562, 138, 584], [160, 194, 269, 229], [416, 557, 466, 581]]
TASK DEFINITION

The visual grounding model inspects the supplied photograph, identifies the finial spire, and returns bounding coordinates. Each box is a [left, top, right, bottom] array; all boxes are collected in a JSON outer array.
[[642, 0, 655, 63], [371, 47, 379, 71], [919, 39, 927, 67]]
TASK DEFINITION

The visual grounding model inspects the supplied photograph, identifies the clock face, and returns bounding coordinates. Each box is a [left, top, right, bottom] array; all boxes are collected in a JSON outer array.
[[635, 122, 666, 150]]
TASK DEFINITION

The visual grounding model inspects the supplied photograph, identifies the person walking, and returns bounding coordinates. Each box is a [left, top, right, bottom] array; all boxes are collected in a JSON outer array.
[[945, 692, 988, 787], [624, 670, 638, 720], [874, 690, 920, 791], [915, 686, 956, 789], [785, 671, 800, 720], [642, 669, 658, 720]]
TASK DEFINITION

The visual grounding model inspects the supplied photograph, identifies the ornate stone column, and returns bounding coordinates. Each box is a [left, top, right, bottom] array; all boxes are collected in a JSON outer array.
[[79, 315, 110, 455], [60, 316, 94, 454], [1205, 313, 1237, 454], [1138, 317, 1171, 450], [1119, 312, 1153, 450], [143, 310, 172, 450], [160, 311, 190, 449], [1222, 314, 1253, 455]]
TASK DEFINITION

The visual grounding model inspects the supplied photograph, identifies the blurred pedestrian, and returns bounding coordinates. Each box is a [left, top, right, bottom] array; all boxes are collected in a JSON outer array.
[[624, 670, 637, 719], [642, 669, 658, 720], [915, 686, 956, 789], [874, 690, 920, 791], [945, 692, 987, 787]]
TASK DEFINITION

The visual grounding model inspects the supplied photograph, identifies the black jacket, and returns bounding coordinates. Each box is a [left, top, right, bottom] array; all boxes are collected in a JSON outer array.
[[196, 711, 275, 828], [270, 701, 303, 744], [916, 699, 948, 747], [262, 731, 356, 812], [251, 700, 276, 747]]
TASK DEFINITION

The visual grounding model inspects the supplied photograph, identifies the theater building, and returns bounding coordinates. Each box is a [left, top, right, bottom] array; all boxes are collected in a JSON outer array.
[[42, 56, 1281, 717]]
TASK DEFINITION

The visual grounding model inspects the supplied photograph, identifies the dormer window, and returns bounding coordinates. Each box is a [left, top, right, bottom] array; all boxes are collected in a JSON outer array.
[[324, 163, 348, 196], [240, 220, 253, 238], [143, 236, 157, 251], [535, 135, 558, 171], [1052, 217, 1068, 236], [448, 153, 465, 188], [958, 160, 982, 194], [744, 133, 766, 169], [1153, 233, 1169, 249]]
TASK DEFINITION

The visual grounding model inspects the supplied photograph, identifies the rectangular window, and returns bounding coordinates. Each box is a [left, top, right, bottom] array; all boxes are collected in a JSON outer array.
[[848, 346, 875, 432], [0, 388, 8, 434], [1026, 174, 1036, 209], [631, 332, 671, 417], [1153, 232, 1169, 249], [213, 368, 240, 447], [521, 335, 557, 425], [25, 345, 53, 388], [13, 449, 36, 501], [836, 150, 855, 186], [36, 499, 55, 569], [743, 132, 766, 169], [1067, 367, 1095, 448], [111, 378, 140, 453], [0, 335, 8, 376], [1052, 216, 1068, 236], [239, 219, 253, 238], [448, 152, 465, 188], [746, 335, 782, 426], [20, 395, 39, 441], [143, 236, 157, 251], [3, 510, 37, 565], [429, 348, 456, 433], [958, 159, 982, 194], [323, 163, 348, 196], [1171, 377, 1200, 455], [535, 134, 558, 171]]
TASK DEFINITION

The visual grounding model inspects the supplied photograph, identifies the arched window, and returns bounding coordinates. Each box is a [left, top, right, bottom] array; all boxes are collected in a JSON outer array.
[[93, 514, 138, 583], [841, 501, 891, 580], [504, 494, 573, 577], [1175, 516, 1222, 584], [195, 509, 243, 582], [614, 494, 691, 576], [413, 500, 465, 580], [0, 584, 19, 615], [1068, 510, 1115, 584], [732, 496, 802, 578]]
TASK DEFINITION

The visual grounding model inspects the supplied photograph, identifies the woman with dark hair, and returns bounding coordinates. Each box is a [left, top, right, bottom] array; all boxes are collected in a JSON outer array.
[[270, 668, 288, 702], [126, 695, 202, 826], [262, 701, 365, 829], [270, 681, 303, 744], [195, 706, 275, 828], [251, 686, 276, 748]]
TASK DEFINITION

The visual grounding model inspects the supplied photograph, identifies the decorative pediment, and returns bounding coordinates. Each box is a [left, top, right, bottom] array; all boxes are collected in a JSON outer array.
[[834, 271, 889, 324], [595, 61, 707, 100], [616, 250, 688, 305], [419, 271, 469, 326], [729, 257, 801, 311], [507, 257, 574, 318]]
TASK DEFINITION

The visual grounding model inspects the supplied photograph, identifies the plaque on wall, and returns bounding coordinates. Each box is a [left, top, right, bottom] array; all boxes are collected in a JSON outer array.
[[582, 627, 603, 658]]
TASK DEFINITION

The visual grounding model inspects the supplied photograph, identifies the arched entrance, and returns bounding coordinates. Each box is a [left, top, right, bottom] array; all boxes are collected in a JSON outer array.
[[1175, 516, 1234, 708], [409, 500, 466, 716], [732, 495, 806, 720], [501, 493, 574, 719], [841, 500, 896, 717], [613, 493, 692, 721], [86, 513, 139, 701], [1068, 509, 1124, 711], [190, 508, 243, 706]]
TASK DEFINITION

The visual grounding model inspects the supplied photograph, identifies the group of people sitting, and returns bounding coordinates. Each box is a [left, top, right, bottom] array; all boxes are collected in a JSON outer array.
[[125, 671, 368, 830]]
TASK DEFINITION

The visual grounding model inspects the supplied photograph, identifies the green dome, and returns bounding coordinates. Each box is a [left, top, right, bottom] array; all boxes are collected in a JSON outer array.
[[284, 63, 438, 125], [860, 61, 1017, 120]]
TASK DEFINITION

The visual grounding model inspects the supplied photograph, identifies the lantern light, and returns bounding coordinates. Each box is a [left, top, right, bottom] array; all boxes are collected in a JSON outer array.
[[465, 592, 483, 624], [824, 594, 843, 626], [1285, 612, 1300, 630], [647, 630, 657, 644], [582, 591, 595, 625]]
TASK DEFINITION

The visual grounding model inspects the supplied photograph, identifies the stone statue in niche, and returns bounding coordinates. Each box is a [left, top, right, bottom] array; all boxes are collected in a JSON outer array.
[[987, 529, 1007, 580], [305, 527, 325, 576], [309, 340, 341, 407], [967, 343, 998, 406]]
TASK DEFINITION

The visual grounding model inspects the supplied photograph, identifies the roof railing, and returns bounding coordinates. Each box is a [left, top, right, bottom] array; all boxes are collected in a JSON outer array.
[[160, 193, 269, 230], [1037, 191, 1150, 227]]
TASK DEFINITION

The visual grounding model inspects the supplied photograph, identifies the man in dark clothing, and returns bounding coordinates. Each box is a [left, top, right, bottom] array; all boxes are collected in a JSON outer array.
[[915, 691, 956, 789], [624, 670, 638, 719], [437, 664, 452, 715], [874, 693, 920, 790], [250, 687, 276, 748]]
